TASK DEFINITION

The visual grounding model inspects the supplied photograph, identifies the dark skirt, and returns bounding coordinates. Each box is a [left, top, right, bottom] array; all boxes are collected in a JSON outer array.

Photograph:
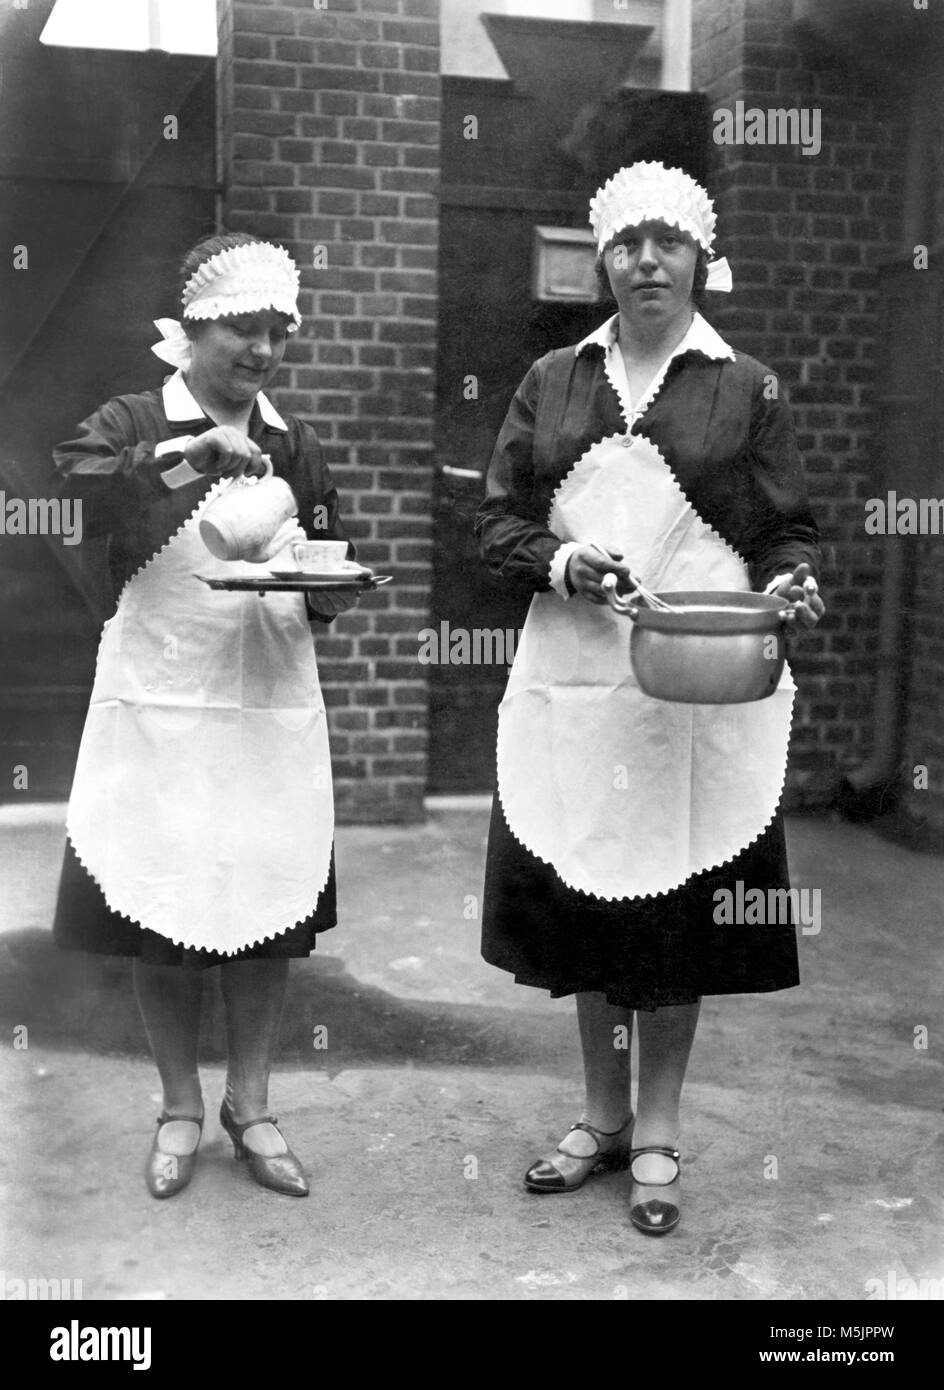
[[52, 839, 337, 968], [481, 798, 799, 1010]]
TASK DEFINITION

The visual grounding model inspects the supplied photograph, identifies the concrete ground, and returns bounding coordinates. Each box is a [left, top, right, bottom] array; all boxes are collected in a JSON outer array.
[[0, 801, 942, 1302]]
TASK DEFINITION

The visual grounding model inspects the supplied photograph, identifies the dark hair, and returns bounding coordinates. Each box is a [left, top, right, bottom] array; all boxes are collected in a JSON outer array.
[[594, 243, 712, 314]]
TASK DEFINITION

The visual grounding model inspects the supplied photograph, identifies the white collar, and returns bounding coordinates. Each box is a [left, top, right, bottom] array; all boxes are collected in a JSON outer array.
[[161, 369, 288, 431], [574, 311, 735, 363]]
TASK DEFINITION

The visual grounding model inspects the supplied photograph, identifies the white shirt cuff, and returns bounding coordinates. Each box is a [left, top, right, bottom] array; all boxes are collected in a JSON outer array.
[[156, 436, 202, 489], [549, 541, 583, 597]]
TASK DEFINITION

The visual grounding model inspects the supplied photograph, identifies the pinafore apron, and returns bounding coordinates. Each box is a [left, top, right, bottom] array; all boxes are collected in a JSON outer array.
[[497, 429, 795, 904], [66, 481, 334, 954]]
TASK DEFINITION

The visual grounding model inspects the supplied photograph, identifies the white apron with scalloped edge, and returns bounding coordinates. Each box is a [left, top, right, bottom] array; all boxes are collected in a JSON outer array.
[[496, 431, 795, 902], [66, 479, 334, 953]]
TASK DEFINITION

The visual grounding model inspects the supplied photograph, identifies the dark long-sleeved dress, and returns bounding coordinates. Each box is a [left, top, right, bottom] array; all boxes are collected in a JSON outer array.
[[52, 376, 347, 967], [475, 332, 821, 1010]]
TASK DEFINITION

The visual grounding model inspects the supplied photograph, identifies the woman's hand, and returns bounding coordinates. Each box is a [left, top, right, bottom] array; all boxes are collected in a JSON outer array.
[[307, 588, 359, 617], [566, 544, 633, 605], [245, 520, 360, 614], [185, 427, 268, 478], [769, 562, 825, 629]]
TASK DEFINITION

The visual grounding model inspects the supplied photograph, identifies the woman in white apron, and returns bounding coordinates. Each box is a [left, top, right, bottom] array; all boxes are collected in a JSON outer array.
[[476, 164, 825, 1235], [53, 234, 356, 1199]]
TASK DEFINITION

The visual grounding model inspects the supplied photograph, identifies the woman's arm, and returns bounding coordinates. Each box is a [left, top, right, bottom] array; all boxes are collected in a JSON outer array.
[[474, 358, 570, 592], [287, 419, 350, 548], [287, 419, 355, 622], [740, 371, 822, 591], [54, 395, 204, 539]]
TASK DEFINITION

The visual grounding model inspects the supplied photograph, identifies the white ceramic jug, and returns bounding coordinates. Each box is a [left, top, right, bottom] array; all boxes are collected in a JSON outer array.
[[199, 456, 298, 562]]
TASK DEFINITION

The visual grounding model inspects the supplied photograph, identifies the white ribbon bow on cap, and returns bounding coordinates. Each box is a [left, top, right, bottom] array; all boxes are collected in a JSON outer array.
[[589, 165, 734, 294], [151, 318, 193, 369], [705, 257, 733, 293]]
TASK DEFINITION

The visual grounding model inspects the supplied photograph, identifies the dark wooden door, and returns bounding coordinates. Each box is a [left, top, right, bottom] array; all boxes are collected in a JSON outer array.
[[0, 3, 216, 800], [427, 78, 709, 792]]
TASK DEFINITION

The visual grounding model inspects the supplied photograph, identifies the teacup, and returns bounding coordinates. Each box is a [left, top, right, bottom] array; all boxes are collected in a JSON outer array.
[[199, 456, 298, 562], [291, 539, 350, 571]]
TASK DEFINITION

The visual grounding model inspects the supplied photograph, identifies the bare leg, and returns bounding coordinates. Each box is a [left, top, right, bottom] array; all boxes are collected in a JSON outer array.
[[632, 999, 701, 1183], [220, 957, 290, 1156], [526, 991, 634, 1186], [576, 990, 633, 1131], [132, 960, 204, 1154]]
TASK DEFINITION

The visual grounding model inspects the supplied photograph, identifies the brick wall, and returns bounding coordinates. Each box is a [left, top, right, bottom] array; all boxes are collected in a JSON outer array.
[[691, 0, 909, 801], [218, 0, 441, 823], [906, 535, 944, 839], [900, 68, 944, 845]]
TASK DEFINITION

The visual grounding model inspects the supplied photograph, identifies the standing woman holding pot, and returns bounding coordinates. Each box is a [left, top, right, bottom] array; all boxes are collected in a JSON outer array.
[[476, 163, 825, 1235], [53, 233, 355, 1199]]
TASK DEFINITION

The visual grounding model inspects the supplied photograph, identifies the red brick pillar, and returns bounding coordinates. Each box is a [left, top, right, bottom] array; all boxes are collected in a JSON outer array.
[[217, 0, 441, 824], [690, 0, 907, 799]]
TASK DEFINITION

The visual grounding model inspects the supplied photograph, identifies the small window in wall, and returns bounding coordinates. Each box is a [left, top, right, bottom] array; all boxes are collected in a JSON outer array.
[[533, 226, 600, 303], [40, 0, 217, 55]]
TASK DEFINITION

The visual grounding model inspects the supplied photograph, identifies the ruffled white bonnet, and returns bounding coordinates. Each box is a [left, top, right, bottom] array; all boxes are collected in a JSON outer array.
[[151, 241, 302, 369], [589, 161, 732, 292]]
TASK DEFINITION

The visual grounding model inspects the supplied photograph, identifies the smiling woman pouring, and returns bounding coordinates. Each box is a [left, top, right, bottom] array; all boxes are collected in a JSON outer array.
[[476, 163, 825, 1235], [53, 233, 356, 1199]]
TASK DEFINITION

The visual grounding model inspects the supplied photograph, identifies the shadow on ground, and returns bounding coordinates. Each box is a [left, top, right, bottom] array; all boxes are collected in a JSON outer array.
[[0, 929, 571, 1072]]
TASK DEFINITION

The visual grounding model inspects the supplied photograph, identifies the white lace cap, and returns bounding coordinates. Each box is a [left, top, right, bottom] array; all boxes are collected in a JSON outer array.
[[590, 162, 732, 291], [181, 241, 301, 328], [589, 161, 717, 252], [150, 242, 302, 366]]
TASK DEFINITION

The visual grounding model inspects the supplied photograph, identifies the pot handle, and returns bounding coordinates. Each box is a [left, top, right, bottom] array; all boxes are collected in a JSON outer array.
[[601, 573, 639, 619]]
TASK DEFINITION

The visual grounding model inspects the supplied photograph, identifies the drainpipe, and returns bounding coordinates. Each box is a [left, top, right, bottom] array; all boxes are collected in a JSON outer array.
[[660, 0, 692, 91], [841, 76, 929, 805]]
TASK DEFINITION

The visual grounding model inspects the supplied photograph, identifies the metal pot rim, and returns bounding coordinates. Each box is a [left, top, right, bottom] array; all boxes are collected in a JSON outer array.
[[631, 590, 788, 634]]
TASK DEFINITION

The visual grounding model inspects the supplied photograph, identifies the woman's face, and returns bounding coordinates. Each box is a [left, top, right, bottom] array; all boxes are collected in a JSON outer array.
[[603, 220, 699, 327], [186, 310, 291, 406]]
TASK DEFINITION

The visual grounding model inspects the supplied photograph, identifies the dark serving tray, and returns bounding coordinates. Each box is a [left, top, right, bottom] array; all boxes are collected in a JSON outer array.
[[195, 574, 392, 595]]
